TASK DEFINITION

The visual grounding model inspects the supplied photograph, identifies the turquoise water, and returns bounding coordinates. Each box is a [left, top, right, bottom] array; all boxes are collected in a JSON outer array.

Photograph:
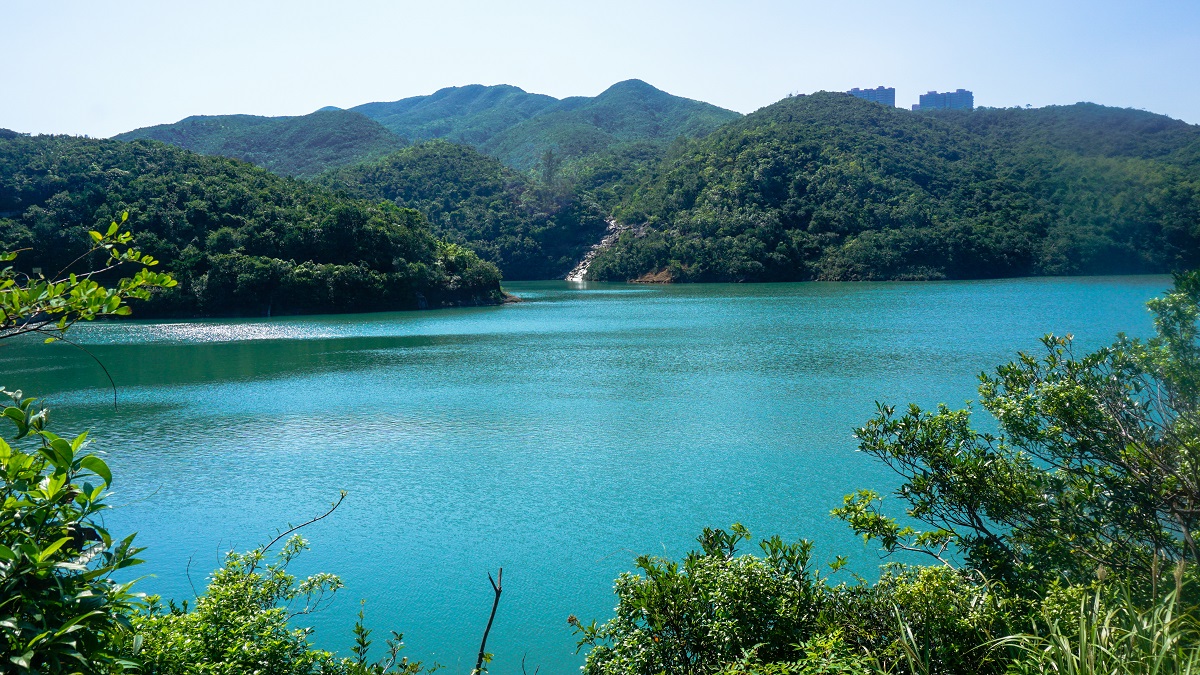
[[0, 277, 1170, 673]]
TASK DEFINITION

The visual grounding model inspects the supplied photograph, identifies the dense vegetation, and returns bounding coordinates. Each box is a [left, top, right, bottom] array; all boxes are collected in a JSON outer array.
[[0, 135, 503, 316], [929, 102, 1200, 167], [318, 141, 609, 279], [114, 110, 407, 178], [587, 93, 1200, 282]]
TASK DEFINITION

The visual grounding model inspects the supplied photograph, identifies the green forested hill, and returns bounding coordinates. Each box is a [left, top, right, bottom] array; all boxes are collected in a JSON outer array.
[[318, 141, 608, 279], [586, 93, 1200, 282], [351, 84, 559, 147], [929, 103, 1200, 166], [111, 80, 739, 178], [352, 80, 741, 169], [0, 135, 502, 315], [479, 80, 743, 169], [113, 109, 407, 178]]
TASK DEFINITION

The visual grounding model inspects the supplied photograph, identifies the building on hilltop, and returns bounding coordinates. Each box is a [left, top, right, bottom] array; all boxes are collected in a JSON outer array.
[[912, 89, 974, 111], [848, 86, 896, 107]]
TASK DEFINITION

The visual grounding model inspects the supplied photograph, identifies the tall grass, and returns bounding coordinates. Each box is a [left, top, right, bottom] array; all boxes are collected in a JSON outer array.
[[993, 586, 1200, 675]]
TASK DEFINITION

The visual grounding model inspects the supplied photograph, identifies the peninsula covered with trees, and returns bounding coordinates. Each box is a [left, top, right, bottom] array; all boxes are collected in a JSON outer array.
[[0, 135, 503, 316]]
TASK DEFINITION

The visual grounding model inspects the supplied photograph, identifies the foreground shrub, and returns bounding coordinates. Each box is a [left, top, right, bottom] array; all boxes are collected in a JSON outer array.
[[573, 525, 1017, 675], [572, 525, 830, 674], [0, 389, 142, 674], [127, 523, 425, 675], [838, 271, 1200, 594]]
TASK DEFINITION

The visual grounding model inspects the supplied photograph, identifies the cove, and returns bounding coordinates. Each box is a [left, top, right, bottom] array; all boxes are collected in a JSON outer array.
[[0, 277, 1169, 673]]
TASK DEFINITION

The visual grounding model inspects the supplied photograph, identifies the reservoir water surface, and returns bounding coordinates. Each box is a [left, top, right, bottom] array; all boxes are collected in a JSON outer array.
[[0, 277, 1171, 673]]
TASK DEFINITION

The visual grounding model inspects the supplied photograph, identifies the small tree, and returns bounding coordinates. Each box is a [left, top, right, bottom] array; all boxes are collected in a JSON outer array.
[[0, 214, 175, 672], [128, 536, 425, 675], [0, 389, 144, 673], [836, 271, 1200, 593]]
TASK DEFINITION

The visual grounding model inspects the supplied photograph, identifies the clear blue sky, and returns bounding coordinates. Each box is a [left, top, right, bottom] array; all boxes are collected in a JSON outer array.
[[5, 0, 1199, 137]]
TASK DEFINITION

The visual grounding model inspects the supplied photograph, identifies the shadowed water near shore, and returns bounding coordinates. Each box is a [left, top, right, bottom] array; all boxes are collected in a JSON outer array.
[[0, 277, 1169, 673]]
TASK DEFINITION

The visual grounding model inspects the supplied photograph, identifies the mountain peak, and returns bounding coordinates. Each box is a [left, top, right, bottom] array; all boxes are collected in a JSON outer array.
[[598, 79, 664, 97]]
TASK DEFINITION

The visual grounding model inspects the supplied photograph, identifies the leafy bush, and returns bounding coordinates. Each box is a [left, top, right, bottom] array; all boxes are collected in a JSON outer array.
[[713, 634, 880, 675], [0, 388, 142, 673], [574, 526, 1015, 675], [573, 525, 833, 675], [128, 533, 424, 675]]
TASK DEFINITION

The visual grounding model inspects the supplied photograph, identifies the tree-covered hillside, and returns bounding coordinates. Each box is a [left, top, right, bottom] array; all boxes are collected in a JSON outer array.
[[114, 109, 407, 178], [351, 84, 559, 147], [318, 141, 608, 279], [480, 79, 742, 169], [929, 102, 1200, 166], [587, 92, 1200, 282], [0, 135, 502, 315], [111, 80, 739, 179], [352, 80, 741, 169]]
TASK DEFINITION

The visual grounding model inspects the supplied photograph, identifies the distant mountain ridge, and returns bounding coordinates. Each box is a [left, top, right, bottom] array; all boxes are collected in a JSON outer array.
[[114, 109, 406, 178], [112, 80, 742, 175], [351, 79, 742, 168], [352, 83, 559, 148]]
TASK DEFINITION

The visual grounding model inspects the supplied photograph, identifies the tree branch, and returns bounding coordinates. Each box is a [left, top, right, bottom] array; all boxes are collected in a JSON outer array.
[[474, 567, 503, 674]]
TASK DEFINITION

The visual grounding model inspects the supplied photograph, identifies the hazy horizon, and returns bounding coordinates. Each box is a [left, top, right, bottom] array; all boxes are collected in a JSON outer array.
[[5, 0, 1199, 137]]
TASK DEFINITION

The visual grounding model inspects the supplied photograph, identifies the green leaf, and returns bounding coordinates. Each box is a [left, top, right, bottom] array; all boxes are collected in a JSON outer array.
[[38, 537, 71, 562], [79, 455, 112, 487]]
